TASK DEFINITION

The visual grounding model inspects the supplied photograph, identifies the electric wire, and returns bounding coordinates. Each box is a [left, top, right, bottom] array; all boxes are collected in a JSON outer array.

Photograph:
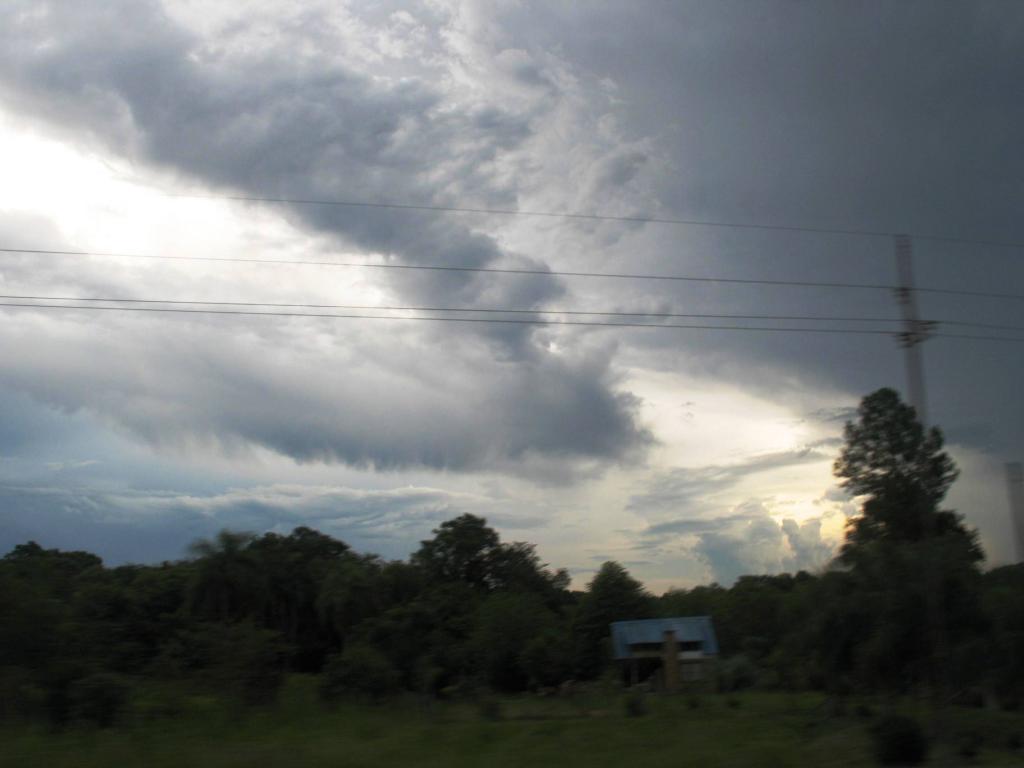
[[0, 301, 898, 334], [4, 292, 1024, 333], [4, 246, 1023, 301], [2, 300, 1022, 342], [168, 192, 1024, 252], [0, 292, 907, 324]]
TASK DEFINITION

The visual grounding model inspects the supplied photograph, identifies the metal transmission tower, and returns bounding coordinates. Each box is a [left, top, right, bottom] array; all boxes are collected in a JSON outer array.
[[893, 235, 937, 425]]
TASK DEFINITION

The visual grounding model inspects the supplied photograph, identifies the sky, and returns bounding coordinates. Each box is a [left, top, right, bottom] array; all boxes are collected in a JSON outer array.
[[0, 0, 1022, 591]]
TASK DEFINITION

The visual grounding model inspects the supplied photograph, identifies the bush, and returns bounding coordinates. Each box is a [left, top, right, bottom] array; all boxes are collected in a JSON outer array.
[[320, 645, 401, 703], [69, 673, 130, 728], [1005, 732, 1022, 752], [213, 624, 285, 706], [162, 622, 286, 706], [855, 703, 875, 719], [477, 697, 503, 721], [624, 692, 648, 717], [955, 731, 983, 761], [129, 685, 186, 722], [0, 667, 43, 722], [521, 630, 573, 689], [871, 714, 929, 766], [717, 655, 757, 692]]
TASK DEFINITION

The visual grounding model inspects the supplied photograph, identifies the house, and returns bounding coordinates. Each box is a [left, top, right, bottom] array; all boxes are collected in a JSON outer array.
[[610, 616, 719, 690]]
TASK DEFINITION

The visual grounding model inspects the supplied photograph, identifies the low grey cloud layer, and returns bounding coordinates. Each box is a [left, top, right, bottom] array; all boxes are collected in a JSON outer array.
[[0, 480, 508, 564], [627, 448, 830, 519], [0, 304, 649, 471]]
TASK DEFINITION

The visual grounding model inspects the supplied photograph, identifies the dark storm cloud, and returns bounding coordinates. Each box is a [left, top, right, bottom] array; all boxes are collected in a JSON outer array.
[[484, 0, 1024, 457], [0, 1, 653, 471], [526, 0, 1024, 240]]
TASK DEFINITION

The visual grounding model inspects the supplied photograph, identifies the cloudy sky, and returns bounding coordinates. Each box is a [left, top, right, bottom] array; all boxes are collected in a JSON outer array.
[[1, 0, 1022, 589]]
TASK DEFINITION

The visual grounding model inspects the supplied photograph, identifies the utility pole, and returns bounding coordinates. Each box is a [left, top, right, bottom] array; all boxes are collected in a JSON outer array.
[[893, 235, 936, 425], [894, 235, 947, 720], [1008, 462, 1024, 563]]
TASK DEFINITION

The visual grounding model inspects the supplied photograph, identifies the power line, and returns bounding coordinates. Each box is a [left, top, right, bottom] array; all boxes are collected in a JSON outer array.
[[5, 292, 1022, 333], [0, 301, 898, 334], [0, 293, 906, 325], [169, 192, 1024, 252], [2, 301, 1022, 342], [943, 319, 1024, 333], [171, 193, 896, 239], [0, 247, 890, 291], [5, 246, 1024, 301], [938, 331, 1024, 342]]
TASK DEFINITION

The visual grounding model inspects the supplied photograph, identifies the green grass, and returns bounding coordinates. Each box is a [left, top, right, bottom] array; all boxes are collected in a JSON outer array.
[[2, 679, 1022, 767]]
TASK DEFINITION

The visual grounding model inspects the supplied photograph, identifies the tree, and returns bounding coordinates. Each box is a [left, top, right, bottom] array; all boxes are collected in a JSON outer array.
[[834, 387, 979, 560], [320, 644, 400, 703], [413, 514, 500, 589], [572, 561, 653, 678], [187, 531, 264, 622], [248, 528, 352, 669], [316, 555, 381, 644], [485, 541, 570, 605], [470, 592, 558, 691], [828, 388, 985, 696]]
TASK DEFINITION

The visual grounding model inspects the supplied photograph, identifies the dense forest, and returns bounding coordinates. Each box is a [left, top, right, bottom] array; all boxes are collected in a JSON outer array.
[[3, 388, 1024, 729]]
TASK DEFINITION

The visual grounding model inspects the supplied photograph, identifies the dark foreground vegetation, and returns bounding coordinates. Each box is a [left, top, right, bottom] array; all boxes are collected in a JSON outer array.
[[2, 389, 1024, 765], [4, 679, 1024, 768]]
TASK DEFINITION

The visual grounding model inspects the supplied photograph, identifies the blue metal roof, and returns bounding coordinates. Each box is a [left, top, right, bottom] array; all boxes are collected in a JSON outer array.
[[610, 616, 719, 659]]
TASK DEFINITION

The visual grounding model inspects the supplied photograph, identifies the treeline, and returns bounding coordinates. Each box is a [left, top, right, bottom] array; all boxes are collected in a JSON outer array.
[[0, 516, 645, 723], [2, 388, 1024, 727]]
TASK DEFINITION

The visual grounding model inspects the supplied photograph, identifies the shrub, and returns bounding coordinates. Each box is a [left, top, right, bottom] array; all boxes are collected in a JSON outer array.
[[213, 624, 285, 706], [717, 655, 757, 692], [624, 692, 648, 717], [855, 703, 875, 719], [1005, 732, 1022, 752], [320, 644, 401, 703], [0, 667, 43, 723], [871, 714, 929, 766], [129, 685, 185, 722], [477, 697, 503, 721], [955, 731, 983, 761], [163, 622, 286, 706], [68, 673, 130, 728], [521, 630, 573, 689]]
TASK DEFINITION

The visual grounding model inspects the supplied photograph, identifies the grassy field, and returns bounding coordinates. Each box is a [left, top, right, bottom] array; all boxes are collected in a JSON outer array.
[[2, 678, 1023, 767]]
